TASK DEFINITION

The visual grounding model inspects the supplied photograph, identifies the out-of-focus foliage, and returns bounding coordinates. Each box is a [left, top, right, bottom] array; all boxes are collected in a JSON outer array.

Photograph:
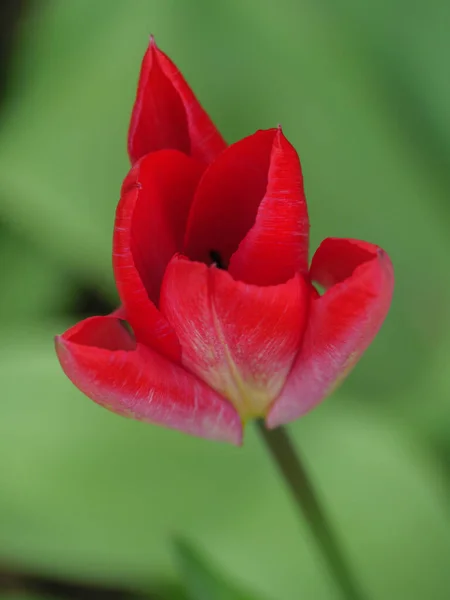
[[174, 539, 264, 600], [0, 1, 449, 599], [0, 595, 54, 600]]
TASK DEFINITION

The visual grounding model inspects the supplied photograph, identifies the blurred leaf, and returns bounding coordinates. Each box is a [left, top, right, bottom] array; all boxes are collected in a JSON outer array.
[[0, 595, 53, 600], [403, 336, 450, 454], [0, 226, 70, 321], [1, 322, 450, 599], [174, 538, 263, 600], [323, 0, 450, 186]]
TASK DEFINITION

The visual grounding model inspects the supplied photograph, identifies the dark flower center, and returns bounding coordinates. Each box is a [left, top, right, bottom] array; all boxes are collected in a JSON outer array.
[[209, 250, 226, 270]]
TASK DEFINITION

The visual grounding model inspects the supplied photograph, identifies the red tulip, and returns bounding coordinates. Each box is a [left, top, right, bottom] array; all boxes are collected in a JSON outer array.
[[56, 40, 394, 444]]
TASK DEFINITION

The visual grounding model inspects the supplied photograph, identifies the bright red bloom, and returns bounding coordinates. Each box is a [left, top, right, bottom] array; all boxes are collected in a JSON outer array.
[[56, 40, 394, 444]]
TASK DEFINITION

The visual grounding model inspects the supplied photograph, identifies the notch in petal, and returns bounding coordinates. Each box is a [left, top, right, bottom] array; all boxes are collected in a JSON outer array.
[[128, 38, 226, 165], [229, 128, 309, 285], [113, 149, 203, 362], [268, 238, 394, 428], [55, 316, 242, 444], [160, 255, 309, 422]]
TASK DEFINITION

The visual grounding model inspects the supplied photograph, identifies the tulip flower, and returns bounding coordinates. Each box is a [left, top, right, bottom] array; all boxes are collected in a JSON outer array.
[[56, 39, 394, 445]]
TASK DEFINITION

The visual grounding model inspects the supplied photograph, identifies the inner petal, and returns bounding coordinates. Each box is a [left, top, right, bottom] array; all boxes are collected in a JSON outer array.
[[116, 149, 204, 306], [228, 128, 310, 285], [183, 129, 278, 268], [113, 149, 203, 359]]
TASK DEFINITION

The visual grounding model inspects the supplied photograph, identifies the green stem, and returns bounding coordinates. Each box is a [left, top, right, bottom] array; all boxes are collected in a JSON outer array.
[[256, 421, 366, 600]]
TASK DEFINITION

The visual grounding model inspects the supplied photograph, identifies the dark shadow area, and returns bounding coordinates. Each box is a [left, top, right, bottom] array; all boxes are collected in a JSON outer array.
[[0, 0, 27, 103], [0, 564, 185, 599], [66, 282, 116, 319]]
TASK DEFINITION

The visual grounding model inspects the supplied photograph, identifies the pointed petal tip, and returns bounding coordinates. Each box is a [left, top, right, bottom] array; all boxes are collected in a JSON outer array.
[[54, 333, 63, 353], [271, 125, 293, 154], [128, 38, 226, 165], [55, 333, 69, 352], [272, 125, 284, 148], [55, 331, 77, 373], [148, 34, 161, 56]]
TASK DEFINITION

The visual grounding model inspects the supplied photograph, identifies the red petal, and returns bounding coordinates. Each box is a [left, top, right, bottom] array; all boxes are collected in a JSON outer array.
[[160, 256, 309, 421], [184, 129, 279, 268], [110, 306, 127, 319], [113, 149, 203, 361], [267, 238, 394, 428], [128, 38, 226, 165], [55, 316, 242, 444], [228, 128, 309, 285]]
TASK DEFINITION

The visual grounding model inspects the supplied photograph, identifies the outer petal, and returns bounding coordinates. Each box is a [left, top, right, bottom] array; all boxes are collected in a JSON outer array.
[[113, 149, 203, 361], [128, 38, 226, 165], [160, 255, 309, 422], [55, 316, 242, 444], [268, 238, 394, 428], [183, 129, 279, 268], [228, 128, 309, 285], [110, 305, 127, 319]]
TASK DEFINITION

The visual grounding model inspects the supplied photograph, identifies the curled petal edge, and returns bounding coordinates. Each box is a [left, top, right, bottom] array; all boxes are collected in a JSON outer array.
[[267, 238, 394, 428], [113, 149, 204, 362], [55, 315, 242, 445]]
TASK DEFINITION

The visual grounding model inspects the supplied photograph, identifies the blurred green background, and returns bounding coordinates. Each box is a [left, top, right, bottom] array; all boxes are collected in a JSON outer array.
[[0, 0, 449, 598]]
